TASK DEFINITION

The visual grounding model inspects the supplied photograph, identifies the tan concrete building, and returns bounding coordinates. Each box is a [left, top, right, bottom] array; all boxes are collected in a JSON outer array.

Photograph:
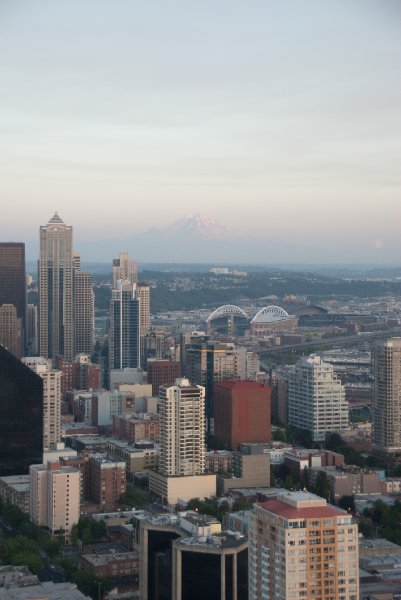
[[148, 378, 216, 504], [22, 357, 62, 451], [137, 282, 150, 333], [249, 491, 359, 600], [29, 461, 80, 539]]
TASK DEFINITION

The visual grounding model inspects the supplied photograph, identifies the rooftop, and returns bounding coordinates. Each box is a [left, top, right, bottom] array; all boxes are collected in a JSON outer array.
[[214, 379, 269, 391]]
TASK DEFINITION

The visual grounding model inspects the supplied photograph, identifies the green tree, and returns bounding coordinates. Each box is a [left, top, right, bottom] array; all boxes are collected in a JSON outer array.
[[72, 571, 113, 599]]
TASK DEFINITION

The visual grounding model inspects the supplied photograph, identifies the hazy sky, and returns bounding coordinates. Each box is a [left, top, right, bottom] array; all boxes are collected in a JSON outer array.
[[1, 0, 400, 262]]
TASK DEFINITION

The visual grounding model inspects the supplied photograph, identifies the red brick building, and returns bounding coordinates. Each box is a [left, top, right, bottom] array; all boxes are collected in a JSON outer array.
[[147, 360, 180, 396], [56, 355, 100, 397], [89, 455, 126, 510], [214, 380, 271, 450], [112, 413, 160, 443]]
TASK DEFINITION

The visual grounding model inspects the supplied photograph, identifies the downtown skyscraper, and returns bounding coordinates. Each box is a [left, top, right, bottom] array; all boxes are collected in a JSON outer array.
[[109, 279, 140, 371], [39, 213, 93, 361]]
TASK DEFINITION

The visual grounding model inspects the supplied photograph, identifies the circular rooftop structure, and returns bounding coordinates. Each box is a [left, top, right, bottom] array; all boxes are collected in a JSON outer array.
[[206, 304, 248, 323], [251, 305, 290, 324]]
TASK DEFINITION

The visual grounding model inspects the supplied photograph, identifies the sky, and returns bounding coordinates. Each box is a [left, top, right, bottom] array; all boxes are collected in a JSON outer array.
[[0, 0, 400, 262]]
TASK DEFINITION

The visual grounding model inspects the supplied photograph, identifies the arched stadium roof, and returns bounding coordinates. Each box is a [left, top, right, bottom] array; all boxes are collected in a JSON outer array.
[[206, 304, 248, 322], [251, 305, 291, 324]]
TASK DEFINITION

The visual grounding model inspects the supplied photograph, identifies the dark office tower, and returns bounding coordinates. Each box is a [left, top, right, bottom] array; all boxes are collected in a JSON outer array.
[[39, 213, 74, 360], [373, 338, 401, 463], [0, 242, 26, 352], [109, 280, 140, 371], [0, 345, 43, 476], [74, 270, 94, 355]]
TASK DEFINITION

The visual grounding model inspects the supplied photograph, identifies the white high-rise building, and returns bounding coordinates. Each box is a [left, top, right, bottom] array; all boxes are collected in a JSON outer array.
[[249, 491, 359, 600], [288, 354, 349, 442], [30, 461, 80, 540], [22, 356, 62, 451], [373, 337, 401, 457], [159, 378, 205, 476]]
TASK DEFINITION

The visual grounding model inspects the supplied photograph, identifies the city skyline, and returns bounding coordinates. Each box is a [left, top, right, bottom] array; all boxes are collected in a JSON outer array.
[[1, 1, 400, 263]]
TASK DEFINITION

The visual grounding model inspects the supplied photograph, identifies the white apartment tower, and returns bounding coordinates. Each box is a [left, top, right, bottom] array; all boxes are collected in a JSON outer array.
[[30, 461, 80, 539], [249, 491, 359, 600], [288, 354, 349, 442], [159, 378, 205, 477], [373, 337, 401, 456], [22, 356, 62, 451]]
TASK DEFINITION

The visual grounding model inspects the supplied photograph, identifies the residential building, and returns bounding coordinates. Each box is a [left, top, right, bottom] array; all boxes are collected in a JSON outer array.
[[0, 345, 43, 476], [0, 475, 30, 514], [27, 303, 38, 355], [214, 380, 271, 449], [112, 413, 160, 442], [55, 354, 100, 397], [22, 357, 62, 451], [0, 242, 26, 353], [30, 461, 80, 539], [248, 490, 359, 600], [372, 338, 401, 459], [88, 454, 126, 510], [288, 354, 349, 442], [148, 378, 216, 504], [137, 282, 150, 333]]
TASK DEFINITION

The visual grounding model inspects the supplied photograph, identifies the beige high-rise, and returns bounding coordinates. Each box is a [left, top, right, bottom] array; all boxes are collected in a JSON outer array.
[[137, 282, 150, 333], [373, 337, 401, 456], [112, 252, 138, 288], [22, 357, 62, 451], [159, 378, 205, 477], [30, 461, 80, 539], [74, 270, 94, 355], [249, 491, 359, 600]]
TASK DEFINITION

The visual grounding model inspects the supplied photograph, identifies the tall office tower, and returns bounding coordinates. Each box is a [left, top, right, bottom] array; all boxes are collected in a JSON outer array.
[[0, 304, 21, 357], [112, 252, 138, 288], [27, 303, 38, 355], [74, 270, 94, 354], [159, 378, 205, 476], [249, 490, 359, 600], [137, 282, 150, 333], [288, 354, 349, 442], [30, 461, 80, 540], [372, 338, 401, 459], [22, 357, 62, 451], [140, 512, 248, 600], [147, 359, 180, 395], [0, 242, 26, 352], [39, 212, 74, 360], [0, 345, 43, 476], [185, 340, 243, 433], [109, 279, 140, 372], [214, 380, 271, 450]]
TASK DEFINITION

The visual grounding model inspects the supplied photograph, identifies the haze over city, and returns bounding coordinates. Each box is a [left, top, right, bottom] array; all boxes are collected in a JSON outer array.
[[1, 0, 400, 262]]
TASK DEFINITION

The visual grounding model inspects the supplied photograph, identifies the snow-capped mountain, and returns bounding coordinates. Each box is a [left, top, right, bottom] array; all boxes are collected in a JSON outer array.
[[158, 213, 239, 241]]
